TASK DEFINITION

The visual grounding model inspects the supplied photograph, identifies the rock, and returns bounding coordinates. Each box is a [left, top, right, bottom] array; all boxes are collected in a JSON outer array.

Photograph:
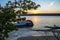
[[13, 20, 34, 28]]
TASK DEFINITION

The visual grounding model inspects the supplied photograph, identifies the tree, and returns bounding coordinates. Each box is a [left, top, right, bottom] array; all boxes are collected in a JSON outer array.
[[0, 0, 40, 40], [5, 0, 40, 14], [17, 0, 40, 14], [7, 0, 40, 18], [0, 5, 17, 40], [5, 0, 40, 20], [45, 24, 60, 40], [51, 25, 60, 40]]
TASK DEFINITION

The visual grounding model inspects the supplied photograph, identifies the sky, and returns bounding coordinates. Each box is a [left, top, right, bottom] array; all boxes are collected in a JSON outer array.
[[0, 0, 60, 13]]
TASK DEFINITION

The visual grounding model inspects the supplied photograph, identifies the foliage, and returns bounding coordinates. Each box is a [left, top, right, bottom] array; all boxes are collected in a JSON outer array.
[[0, 7, 17, 40], [51, 25, 60, 40], [0, 0, 40, 40], [5, 0, 40, 14]]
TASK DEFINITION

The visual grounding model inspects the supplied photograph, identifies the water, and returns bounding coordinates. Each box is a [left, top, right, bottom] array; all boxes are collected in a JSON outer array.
[[6, 16, 60, 40], [25, 16, 60, 29]]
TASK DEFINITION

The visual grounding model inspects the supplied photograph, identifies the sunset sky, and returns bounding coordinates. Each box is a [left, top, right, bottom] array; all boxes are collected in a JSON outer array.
[[0, 0, 60, 13]]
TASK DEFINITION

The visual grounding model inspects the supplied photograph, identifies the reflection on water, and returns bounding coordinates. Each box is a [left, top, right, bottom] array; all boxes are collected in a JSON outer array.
[[28, 16, 43, 29], [31, 16, 40, 23], [22, 16, 60, 29]]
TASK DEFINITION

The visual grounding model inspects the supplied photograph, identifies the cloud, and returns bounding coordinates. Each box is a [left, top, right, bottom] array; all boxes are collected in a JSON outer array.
[[48, 1, 55, 7]]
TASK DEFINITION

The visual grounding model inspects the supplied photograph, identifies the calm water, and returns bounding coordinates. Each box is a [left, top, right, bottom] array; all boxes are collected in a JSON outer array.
[[6, 16, 60, 40], [25, 16, 60, 29]]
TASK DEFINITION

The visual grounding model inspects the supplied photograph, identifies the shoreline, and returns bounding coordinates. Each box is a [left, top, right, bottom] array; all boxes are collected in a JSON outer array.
[[20, 14, 60, 16], [17, 36, 60, 40]]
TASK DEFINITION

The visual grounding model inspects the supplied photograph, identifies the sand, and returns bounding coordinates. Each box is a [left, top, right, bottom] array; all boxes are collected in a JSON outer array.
[[17, 36, 60, 40]]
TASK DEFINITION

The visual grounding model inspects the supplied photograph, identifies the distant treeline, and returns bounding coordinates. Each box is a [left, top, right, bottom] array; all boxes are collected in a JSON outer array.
[[21, 13, 60, 16]]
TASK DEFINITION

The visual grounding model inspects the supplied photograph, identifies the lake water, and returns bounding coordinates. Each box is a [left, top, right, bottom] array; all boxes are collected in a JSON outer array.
[[25, 16, 60, 29], [6, 16, 60, 40]]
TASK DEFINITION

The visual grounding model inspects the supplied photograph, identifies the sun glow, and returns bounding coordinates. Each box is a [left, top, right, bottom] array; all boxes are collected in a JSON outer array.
[[14, 8, 41, 14], [25, 10, 41, 14]]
